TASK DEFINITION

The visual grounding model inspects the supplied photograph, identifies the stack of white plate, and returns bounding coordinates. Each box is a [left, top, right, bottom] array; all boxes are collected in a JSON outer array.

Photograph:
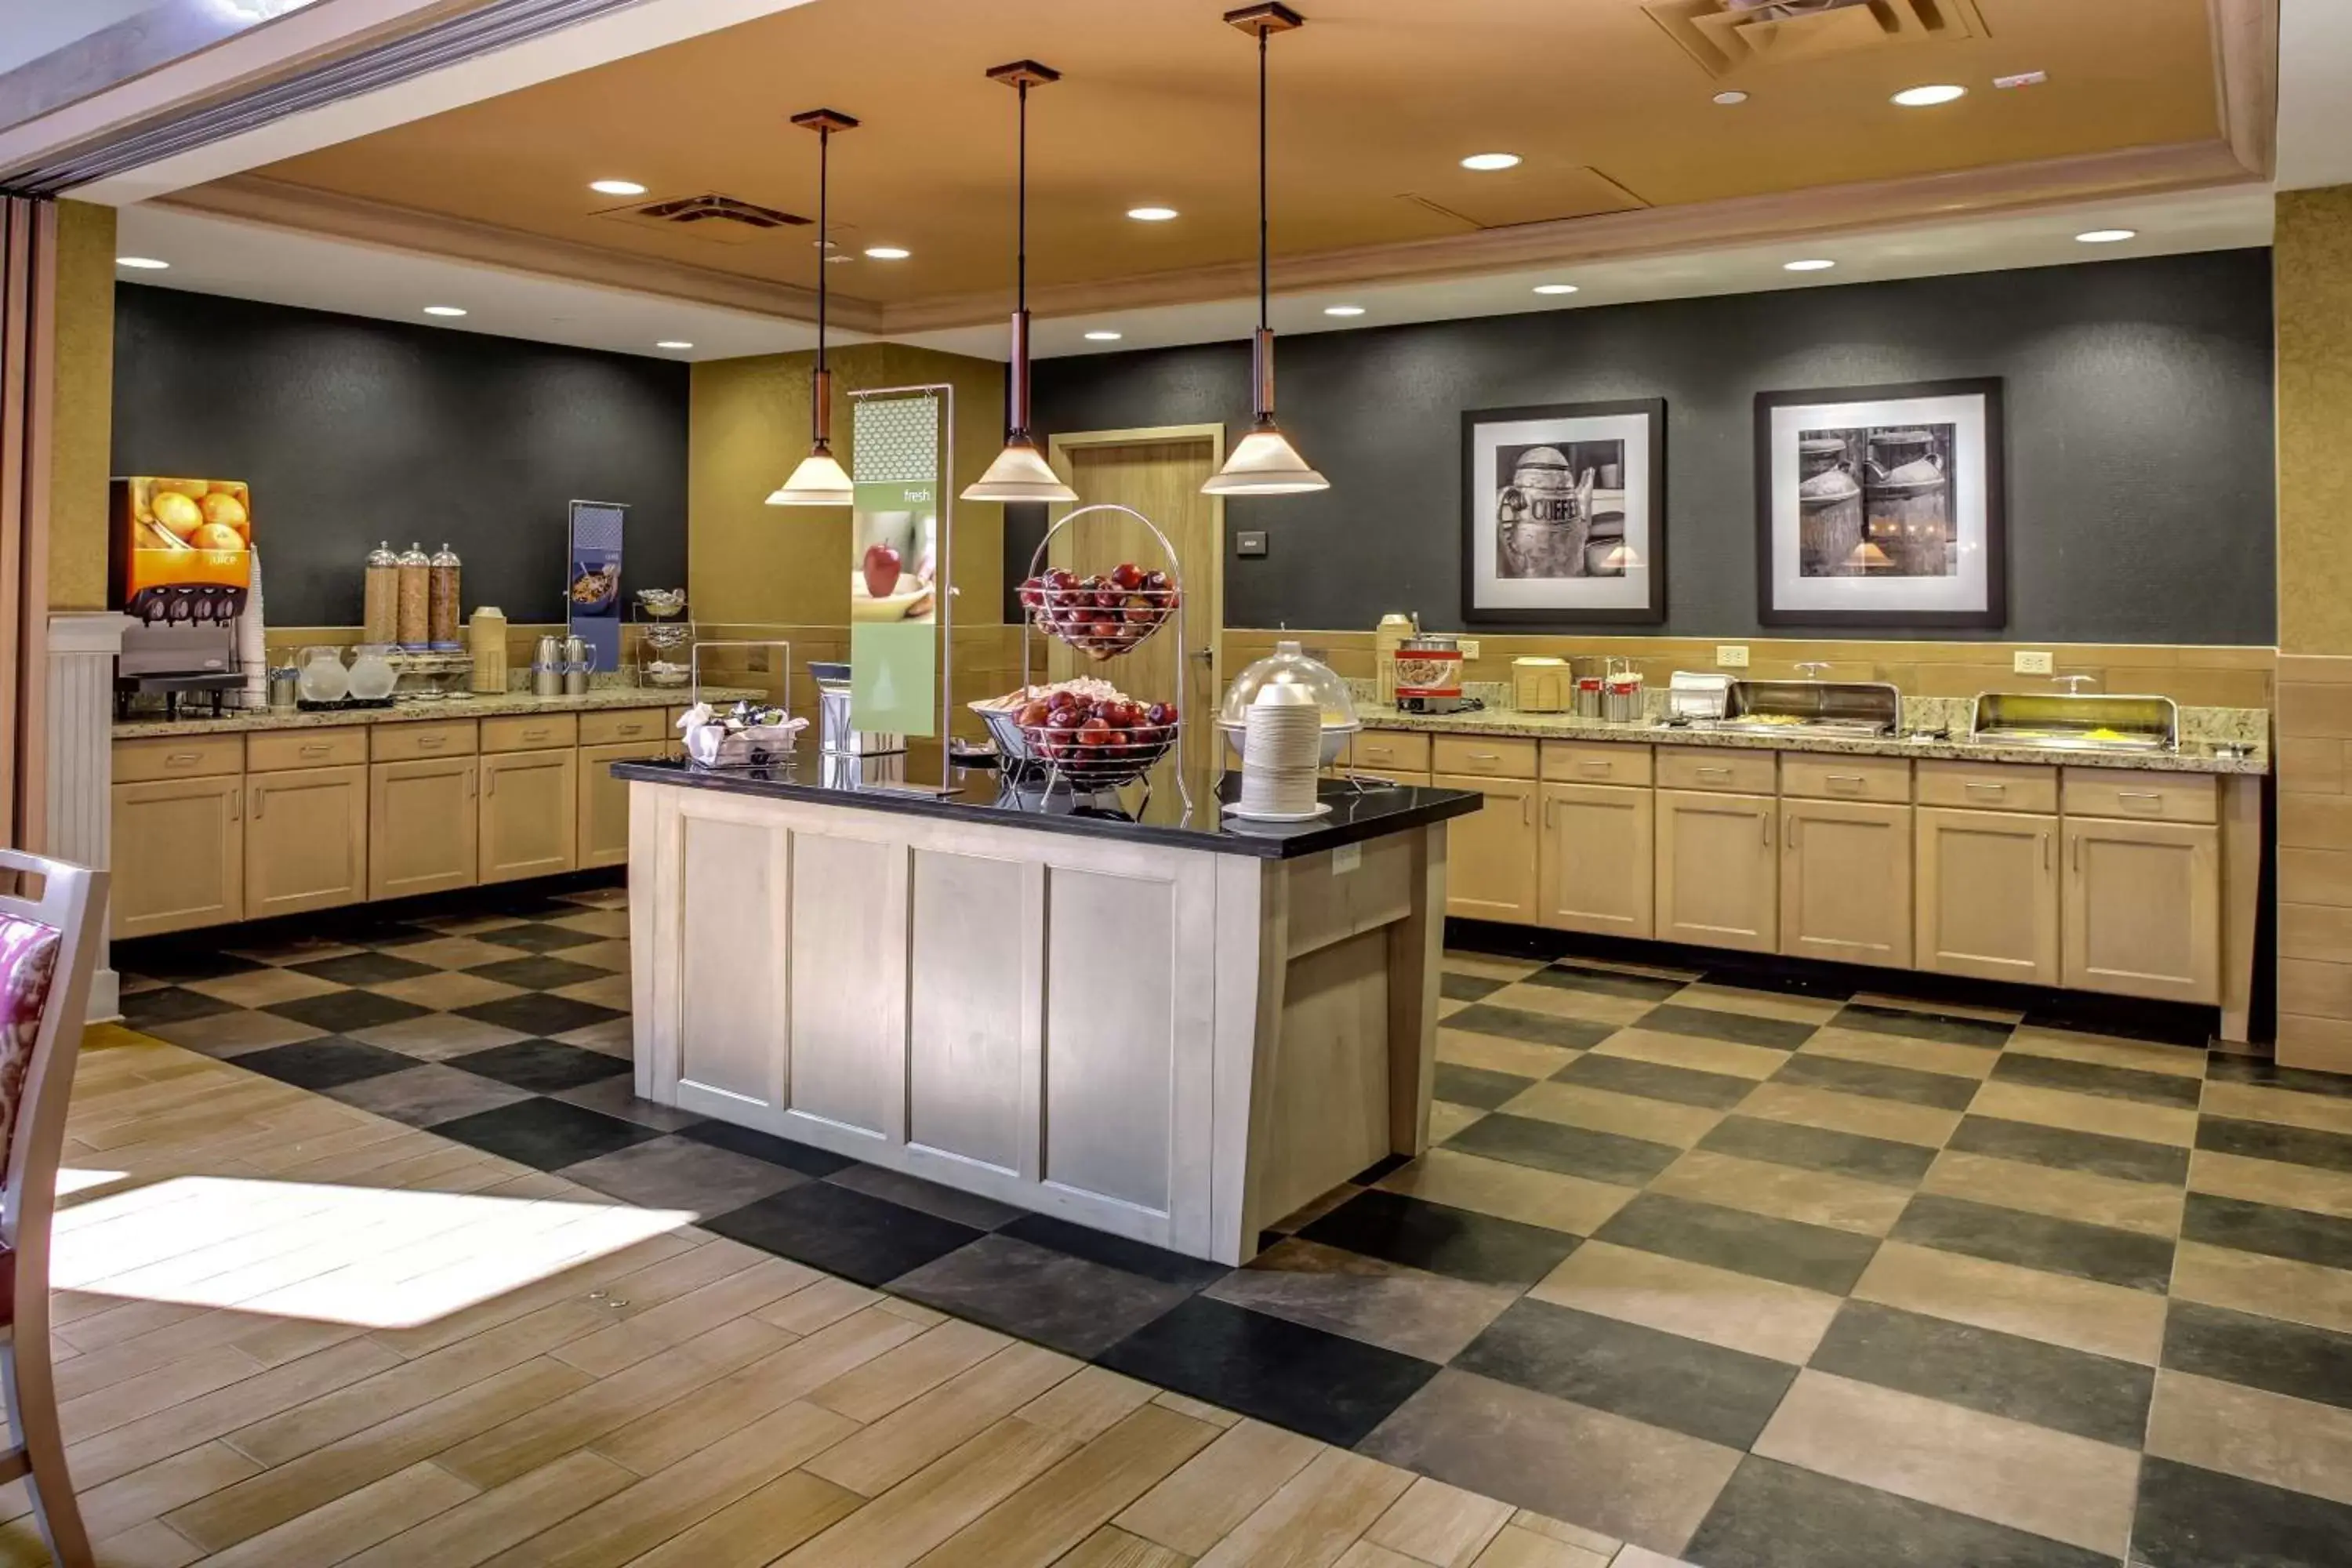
[[1231, 684, 1327, 821]]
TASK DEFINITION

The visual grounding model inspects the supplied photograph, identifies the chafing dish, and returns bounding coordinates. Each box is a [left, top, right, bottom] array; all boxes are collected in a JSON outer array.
[[1675, 678, 1901, 738], [1969, 691, 2178, 753]]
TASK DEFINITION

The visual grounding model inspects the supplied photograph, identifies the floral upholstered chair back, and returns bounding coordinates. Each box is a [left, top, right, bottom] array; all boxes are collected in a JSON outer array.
[[0, 915, 59, 1176]]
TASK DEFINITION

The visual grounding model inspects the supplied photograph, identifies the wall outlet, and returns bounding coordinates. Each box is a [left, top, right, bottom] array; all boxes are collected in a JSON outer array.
[[2014, 650, 2055, 676], [1716, 644, 1750, 669], [1459, 639, 1481, 659]]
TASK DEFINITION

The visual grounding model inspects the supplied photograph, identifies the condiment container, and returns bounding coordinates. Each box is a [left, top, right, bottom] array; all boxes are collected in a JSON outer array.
[[1573, 677, 1604, 719], [469, 606, 508, 694], [394, 543, 431, 649], [1374, 613, 1416, 706], [1602, 662, 1644, 724], [427, 543, 463, 649], [1393, 633, 1463, 702], [1512, 656, 1571, 713], [361, 542, 399, 645]]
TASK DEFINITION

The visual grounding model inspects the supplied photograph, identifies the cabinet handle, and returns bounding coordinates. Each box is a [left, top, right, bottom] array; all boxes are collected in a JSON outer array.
[[485, 769, 495, 797], [2118, 791, 2162, 810], [1522, 793, 1532, 827], [1826, 775, 1864, 790], [1786, 814, 1798, 849], [1965, 781, 2007, 796], [228, 789, 240, 822], [251, 787, 265, 819], [299, 742, 330, 755], [1577, 760, 1610, 775], [1544, 797, 1555, 829], [1762, 812, 1773, 847], [523, 728, 550, 742], [466, 769, 476, 799], [1698, 765, 1731, 777], [419, 734, 447, 750], [2042, 830, 2051, 870], [2073, 833, 2082, 873], [1469, 751, 1501, 762], [166, 751, 200, 765], [1364, 746, 1393, 759], [617, 723, 644, 736]]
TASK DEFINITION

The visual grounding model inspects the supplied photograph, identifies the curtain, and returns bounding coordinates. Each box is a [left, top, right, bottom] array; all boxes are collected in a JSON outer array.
[[0, 194, 54, 853]]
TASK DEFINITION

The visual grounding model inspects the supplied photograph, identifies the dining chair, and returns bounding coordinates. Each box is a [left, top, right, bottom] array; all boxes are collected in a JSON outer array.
[[0, 850, 107, 1567]]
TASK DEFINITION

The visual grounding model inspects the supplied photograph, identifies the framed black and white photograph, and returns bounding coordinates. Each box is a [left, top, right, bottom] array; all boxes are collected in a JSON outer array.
[[1755, 377, 2005, 628], [1461, 398, 1666, 624]]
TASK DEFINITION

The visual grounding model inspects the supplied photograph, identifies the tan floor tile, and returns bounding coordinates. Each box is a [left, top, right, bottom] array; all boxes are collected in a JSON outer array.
[[1847, 992, 2024, 1025], [396, 935, 544, 973], [550, 909, 632, 938], [1967, 1080, 2198, 1149], [1440, 997, 1471, 1022], [1337, 1542, 1425, 1568], [222, 937, 365, 966], [140, 1009, 329, 1054], [1428, 1102, 1486, 1143], [421, 914, 532, 937], [1058, 1525, 1191, 1567], [2146, 1368, 2352, 1508], [1194, 1447, 1414, 1568], [1439, 1030, 1579, 1081], [182, 968, 349, 1009], [1755, 1370, 2136, 1558], [916, 1403, 1222, 1568], [1365, 1475, 1512, 1566], [1797, 1025, 1998, 1082], [566, 939, 633, 974], [1508, 1510, 1621, 1555], [1482, 982, 1657, 1030], [1378, 1148, 1634, 1236], [1443, 953, 1547, 983], [1494, 1082, 1724, 1149], [1664, 983, 1844, 1026], [2190, 1148, 2352, 1221], [1923, 1150, 2185, 1239], [368, 971, 529, 1011], [2004, 1026, 2210, 1079], [1737, 1081, 1962, 1149], [1529, 1240, 1841, 1364], [1647, 1149, 1910, 1238], [555, 1016, 637, 1056], [1853, 1241, 2167, 1365], [347, 1013, 534, 1060], [1588, 1028, 1785, 1082], [1116, 1418, 1327, 1557], [1471, 1524, 1612, 1567], [554, 974, 636, 1011], [2202, 1079, 2352, 1137], [1150, 1391, 1239, 1429], [2172, 1240, 2352, 1337]]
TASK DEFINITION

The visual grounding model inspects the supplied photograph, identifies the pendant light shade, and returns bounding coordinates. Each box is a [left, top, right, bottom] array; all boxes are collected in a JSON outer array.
[[1205, 2, 1327, 498], [966, 60, 1078, 506], [768, 108, 859, 507]]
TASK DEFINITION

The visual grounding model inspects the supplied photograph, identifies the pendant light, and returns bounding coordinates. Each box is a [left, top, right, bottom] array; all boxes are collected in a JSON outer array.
[[766, 107, 859, 506], [1203, 2, 1327, 497], [963, 60, 1080, 505]]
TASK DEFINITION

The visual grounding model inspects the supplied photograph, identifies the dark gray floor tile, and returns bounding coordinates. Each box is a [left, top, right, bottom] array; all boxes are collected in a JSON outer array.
[[1098, 1295, 1439, 1449], [1809, 1300, 2154, 1447], [234, 1036, 416, 1092], [1595, 1191, 1882, 1295], [1440, 971, 1509, 1004], [1688, 1454, 2117, 1568], [428, 1097, 659, 1171], [1457, 1298, 1795, 1450], [1297, 1189, 1581, 1287], [1444, 1112, 1682, 1188], [702, 1181, 982, 1287], [464, 954, 613, 993], [1639, 1004, 1817, 1052], [2181, 1192, 2352, 1273], [451, 1039, 630, 1094], [1990, 1049, 2205, 1109], [895, 1234, 1196, 1358], [288, 950, 436, 986], [1696, 965, 1853, 1002], [1352, 1152, 1414, 1186], [997, 1212, 1233, 1290], [1444, 1004, 1616, 1051], [1697, 1114, 1938, 1188], [1553, 1051, 1757, 1111], [2020, 996, 2212, 1050], [477, 920, 604, 953], [119, 985, 240, 1028], [1946, 1113, 2191, 1185], [113, 946, 265, 985], [678, 1119, 858, 1177], [1831, 1002, 2013, 1050], [1205, 1239, 1519, 1364], [561, 1132, 802, 1214], [324, 1063, 535, 1129], [1528, 964, 1685, 1003], [2161, 1299, 2352, 1413], [2197, 1116, 2352, 1176], [2205, 1054, 2352, 1101], [824, 1165, 1026, 1231], [550, 1077, 705, 1131], [455, 992, 623, 1039], [1891, 1192, 2175, 1294], [263, 989, 430, 1035], [1434, 1062, 1536, 1111], [1772, 1052, 1981, 1111], [2132, 1455, 2352, 1568]]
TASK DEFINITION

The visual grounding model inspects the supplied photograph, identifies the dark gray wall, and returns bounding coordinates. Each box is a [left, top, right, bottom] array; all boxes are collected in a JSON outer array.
[[1018, 249, 2277, 643], [111, 284, 689, 627]]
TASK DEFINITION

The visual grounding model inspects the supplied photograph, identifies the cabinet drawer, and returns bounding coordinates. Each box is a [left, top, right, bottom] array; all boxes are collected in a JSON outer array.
[[1542, 741, 1653, 786], [2061, 769, 2217, 825], [481, 713, 579, 753], [114, 734, 244, 782], [248, 727, 368, 772], [1432, 735, 1538, 779], [1781, 753, 1911, 804], [580, 707, 668, 746], [1657, 746, 1777, 795], [1349, 731, 1432, 775], [1917, 760, 2058, 815], [372, 720, 477, 761]]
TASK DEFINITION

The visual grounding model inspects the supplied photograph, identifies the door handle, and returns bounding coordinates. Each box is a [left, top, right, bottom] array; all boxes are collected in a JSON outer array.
[[1577, 760, 1610, 774], [1786, 814, 1798, 850], [228, 790, 240, 822], [1544, 797, 1555, 829], [1826, 775, 1864, 790], [167, 751, 200, 766], [299, 742, 331, 755], [1698, 766, 1731, 777], [251, 787, 264, 819], [485, 769, 495, 797], [523, 728, 550, 742], [419, 734, 447, 750], [2072, 833, 2082, 873], [1965, 781, 2006, 796], [1762, 812, 1773, 848], [1521, 793, 1532, 827], [466, 768, 476, 799], [2042, 830, 2051, 870]]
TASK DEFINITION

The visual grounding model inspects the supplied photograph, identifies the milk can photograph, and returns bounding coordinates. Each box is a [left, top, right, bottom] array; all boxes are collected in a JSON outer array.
[[1794, 421, 1957, 578], [1461, 398, 1667, 623]]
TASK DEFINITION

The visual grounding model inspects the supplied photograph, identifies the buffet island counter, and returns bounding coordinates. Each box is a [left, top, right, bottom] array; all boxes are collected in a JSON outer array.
[[618, 758, 1482, 1266]]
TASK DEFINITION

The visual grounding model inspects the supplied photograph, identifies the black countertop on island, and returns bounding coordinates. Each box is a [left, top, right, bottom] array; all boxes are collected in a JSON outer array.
[[612, 757, 1483, 859]]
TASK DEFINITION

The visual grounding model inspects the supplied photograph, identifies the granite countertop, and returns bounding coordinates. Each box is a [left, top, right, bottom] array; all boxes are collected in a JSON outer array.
[[114, 685, 766, 739], [1353, 702, 2270, 775]]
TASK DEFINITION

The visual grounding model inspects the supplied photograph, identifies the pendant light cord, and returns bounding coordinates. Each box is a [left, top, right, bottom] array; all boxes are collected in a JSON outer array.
[[1258, 24, 1269, 336], [816, 124, 829, 376]]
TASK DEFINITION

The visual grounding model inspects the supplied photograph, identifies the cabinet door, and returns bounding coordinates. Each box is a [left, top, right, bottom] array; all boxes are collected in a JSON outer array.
[[1539, 782, 1653, 938], [1655, 790, 1777, 953], [1780, 799, 1913, 969], [2063, 818, 2220, 1004], [578, 739, 666, 870], [245, 764, 367, 920], [112, 775, 243, 938], [370, 757, 478, 902], [1915, 807, 2058, 985], [1433, 772, 1538, 924], [480, 748, 579, 884]]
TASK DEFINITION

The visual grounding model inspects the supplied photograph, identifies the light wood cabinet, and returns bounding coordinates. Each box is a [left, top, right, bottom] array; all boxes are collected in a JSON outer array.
[[1539, 782, 1653, 938], [1435, 771, 1538, 924], [1781, 798, 1912, 969], [245, 764, 367, 920], [578, 739, 666, 870], [111, 775, 243, 938], [369, 757, 478, 902], [1655, 789, 1777, 953], [2063, 817, 2220, 1004], [1915, 806, 2059, 985], [480, 747, 579, 884]]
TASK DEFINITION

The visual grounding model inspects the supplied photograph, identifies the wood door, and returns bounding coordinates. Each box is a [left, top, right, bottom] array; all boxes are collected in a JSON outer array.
[[1655, 789, 1777, 953], [2063, 817, 2220, 1003], [370, 757, 478, 901], [579, 739, 666, 869], [1435, 772, 1539, 924], [245, 764, 368, 920], [479, 748, 578, 884], [111, 775, 243, 938], [1780, 798, 1913, 969], [1540, 782, 1653, 938], [1915, 806, 2059, 985]]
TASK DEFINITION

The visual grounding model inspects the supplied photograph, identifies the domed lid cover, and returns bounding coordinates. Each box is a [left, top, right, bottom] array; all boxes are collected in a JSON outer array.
[[1221, 639, 1359, 730], [430, 542, 462, 567], [396, 542, 430, 566], [366, 541, 397, 567]]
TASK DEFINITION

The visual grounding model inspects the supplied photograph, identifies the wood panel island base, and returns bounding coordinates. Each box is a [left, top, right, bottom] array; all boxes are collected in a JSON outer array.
[[619, 760, 1483, 1265]]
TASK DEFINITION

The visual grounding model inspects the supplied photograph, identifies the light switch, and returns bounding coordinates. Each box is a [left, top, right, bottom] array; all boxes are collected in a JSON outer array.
[[1235, 531, 1269, 557]]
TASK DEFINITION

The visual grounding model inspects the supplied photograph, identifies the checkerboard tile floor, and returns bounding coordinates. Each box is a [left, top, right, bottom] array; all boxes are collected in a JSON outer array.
[[117, 887, 2352, 1567]]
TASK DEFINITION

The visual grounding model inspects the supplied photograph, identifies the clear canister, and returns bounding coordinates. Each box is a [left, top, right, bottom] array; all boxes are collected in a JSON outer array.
[[427, 543, 463, 650], [395, 543, 431, 650], [362, 542, 400, 646]]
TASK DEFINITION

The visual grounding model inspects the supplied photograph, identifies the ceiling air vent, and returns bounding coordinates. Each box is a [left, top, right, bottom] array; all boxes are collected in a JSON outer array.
[[1644, 0, 1988, 79], [600, 193, 811, 248]]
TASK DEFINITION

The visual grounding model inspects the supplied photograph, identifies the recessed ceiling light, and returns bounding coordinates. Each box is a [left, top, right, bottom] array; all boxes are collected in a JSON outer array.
[[2074, 228, 2138, 244], [423, 305, 468, 317], [862, 245, 910, 260], [1712, 90, 1749, 106], [1323, 305, 1365, 317], [1533, 283, 1580, 296], [1127, 206, 1179, 222], [1460, 152, 1522, 172], [1892, 83, 1966, 107], [116, 256, 170, 270], [656, 340, 694, 350], [1783, 259, 1835, 272], [589, 179, 647, 197], [1083, 330, 1123, 342]]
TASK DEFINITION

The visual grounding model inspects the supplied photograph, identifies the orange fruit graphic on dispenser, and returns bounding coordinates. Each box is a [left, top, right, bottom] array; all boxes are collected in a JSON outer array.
[[111, 477, 253, 624]]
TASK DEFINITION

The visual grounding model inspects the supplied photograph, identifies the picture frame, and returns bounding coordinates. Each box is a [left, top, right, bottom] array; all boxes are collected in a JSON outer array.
[[1754, 377, 2006, 629], [1461, 397, 1667, 625]]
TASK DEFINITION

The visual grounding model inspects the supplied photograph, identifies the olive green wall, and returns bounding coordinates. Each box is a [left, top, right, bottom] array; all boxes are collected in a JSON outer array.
[[48, 198, 115, 611], [2278, 187, 2352, 657]]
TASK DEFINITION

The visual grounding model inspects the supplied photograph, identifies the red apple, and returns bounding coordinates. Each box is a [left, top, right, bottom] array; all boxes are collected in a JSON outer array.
[[862, 543, 902, 598]]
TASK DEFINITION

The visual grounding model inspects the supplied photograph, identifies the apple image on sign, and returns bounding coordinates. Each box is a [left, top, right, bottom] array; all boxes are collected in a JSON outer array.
[[862, 543, 902, 600]]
